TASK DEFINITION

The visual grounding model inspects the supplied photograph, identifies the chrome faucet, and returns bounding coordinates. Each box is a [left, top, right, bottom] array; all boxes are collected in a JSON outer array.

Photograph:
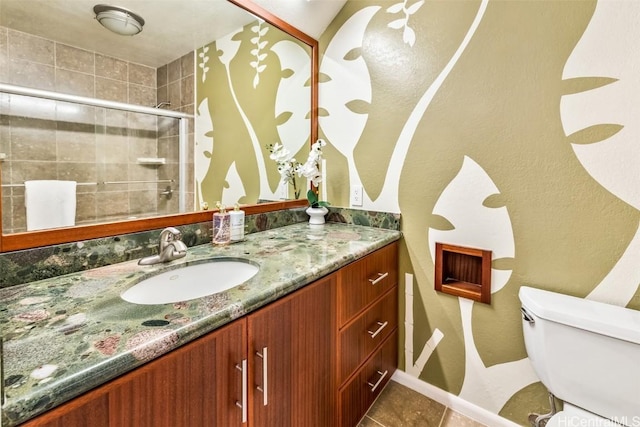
[[138, 227, 188, 265]]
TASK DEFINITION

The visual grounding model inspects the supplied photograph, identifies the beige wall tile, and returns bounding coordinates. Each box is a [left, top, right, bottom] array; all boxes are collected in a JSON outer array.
[[6, 58, 55, 90], [167, 80, 181, 110], [56, 104, 97, 127], [180, 76, 194, 107], [10, 117, 56, 161], [2, 194, 14, 233], [129, 62, 155, 87], [98, 136, 129, 164], [75, 192, 97, 224], [128, 137, 157, 162], [129, 111, 158, 132], [102, 163, 129, 182], [56, 44, 94, 74], [129, 84, 156, 107], [0, 53, 8, 82], [157, 64, 168, 87], [57, 161, 97, 183], [129, 189, 158, 216], [0, 27, 9, 72], [95, 54, 127, 81], [181, 51, 194, 77], [11, 160, 56, 183], [56, 139, 96, 163], [158, 135, 179, 161], [95, 76, 127, 102], [156, 85, 168, 107], [96, 190, 130, 218], [8, 30, 54, 65], [167, 57, 181, 83], [56, 68, 95, 97]]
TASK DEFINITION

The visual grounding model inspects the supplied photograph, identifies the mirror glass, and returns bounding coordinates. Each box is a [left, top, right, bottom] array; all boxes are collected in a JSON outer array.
[[0, 0, 313, 240]]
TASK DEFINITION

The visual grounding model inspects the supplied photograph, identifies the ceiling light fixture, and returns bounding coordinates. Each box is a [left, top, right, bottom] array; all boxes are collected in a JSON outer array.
[[93, 4, 145, 36]]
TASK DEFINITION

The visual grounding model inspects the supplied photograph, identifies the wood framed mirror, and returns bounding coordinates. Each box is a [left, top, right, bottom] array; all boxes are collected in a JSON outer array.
[[0, 0, 317, 252]]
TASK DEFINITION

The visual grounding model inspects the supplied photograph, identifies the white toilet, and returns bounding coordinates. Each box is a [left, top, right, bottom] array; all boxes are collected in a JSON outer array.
[[519, 286, 640, 427]]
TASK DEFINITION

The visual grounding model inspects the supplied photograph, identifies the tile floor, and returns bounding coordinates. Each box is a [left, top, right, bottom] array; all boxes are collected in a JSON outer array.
[[360, 380, 488, 427]]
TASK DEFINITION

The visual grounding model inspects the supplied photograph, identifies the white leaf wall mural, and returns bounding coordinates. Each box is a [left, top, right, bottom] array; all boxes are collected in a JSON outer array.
[[216, 27, 278, 201], [250, 20, 270, 88], [198, 46, 210, 83], [457, 298, 538, 413], [221, 162, 247, 207], [195, 98, 214, 207], [271, 40, 311, 158], [428, 156, 514, 294], [386, 0, 425, 47], [561, 0, 640, 306], [319, 6, 379, 191], [404, 273, 444, 377], [427, 156, 534, 412], [320, 1, 488, 213]]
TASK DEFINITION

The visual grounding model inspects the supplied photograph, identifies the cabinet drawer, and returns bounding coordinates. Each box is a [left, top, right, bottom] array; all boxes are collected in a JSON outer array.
[[338, 243, 398, 326], [338, 287, 397, 384], [338, 330, 397, 427]]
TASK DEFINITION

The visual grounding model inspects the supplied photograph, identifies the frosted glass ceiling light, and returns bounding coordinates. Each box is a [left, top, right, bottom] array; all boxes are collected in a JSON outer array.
[[93, 4, 145, 36]]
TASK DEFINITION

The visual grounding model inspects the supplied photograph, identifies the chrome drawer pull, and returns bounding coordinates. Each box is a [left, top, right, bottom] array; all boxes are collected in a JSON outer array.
[[367, 321, 389, 339], [367, 370, 388, 392], [368, 272, 389, 285], [255, 346, 268, 406], [235, 360, 248, 423]]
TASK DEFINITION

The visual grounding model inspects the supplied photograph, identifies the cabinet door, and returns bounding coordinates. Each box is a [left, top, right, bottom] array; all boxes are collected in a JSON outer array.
[[108, 319, 246, 427], [248, 275, 335, 427], [20, 393, 110, 427]]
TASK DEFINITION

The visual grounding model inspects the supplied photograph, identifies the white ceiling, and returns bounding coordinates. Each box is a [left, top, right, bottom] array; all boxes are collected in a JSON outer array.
[[0, 0, 345, 68]]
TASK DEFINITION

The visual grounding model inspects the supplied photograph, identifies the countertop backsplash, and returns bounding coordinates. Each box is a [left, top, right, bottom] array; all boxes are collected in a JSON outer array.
[[0, 207, 400, 288]]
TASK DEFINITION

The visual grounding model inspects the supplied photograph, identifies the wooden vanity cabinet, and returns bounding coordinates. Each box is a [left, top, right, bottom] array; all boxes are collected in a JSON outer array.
[[336, 242, 399, 427], [247, 274, 335, 426], [19, 242, 399, 427], [21, 319, 246, 427], [21, 275, 334, 427]]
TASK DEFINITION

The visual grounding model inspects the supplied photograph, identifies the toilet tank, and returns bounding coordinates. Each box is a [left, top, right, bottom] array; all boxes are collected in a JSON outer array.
[[519, 286, 640, 423]]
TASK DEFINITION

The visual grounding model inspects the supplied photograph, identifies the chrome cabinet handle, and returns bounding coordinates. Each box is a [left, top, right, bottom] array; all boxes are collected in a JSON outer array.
[[368, 272, 389, 285], [255, 346, 268, 406], [367, 370, 388, 392], [367, 321, 389, 339], [235, 359, 248, 423]]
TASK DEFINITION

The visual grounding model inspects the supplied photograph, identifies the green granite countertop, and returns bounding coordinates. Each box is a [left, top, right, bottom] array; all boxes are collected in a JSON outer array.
[[0, 223, 400, 426]]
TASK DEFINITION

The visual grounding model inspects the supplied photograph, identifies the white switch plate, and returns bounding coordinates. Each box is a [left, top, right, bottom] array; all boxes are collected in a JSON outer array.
[[351, 185, 363, 206]]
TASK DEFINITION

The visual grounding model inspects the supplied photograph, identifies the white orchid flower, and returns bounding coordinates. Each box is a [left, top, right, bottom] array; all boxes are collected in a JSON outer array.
[[269, 143, 292, 162]]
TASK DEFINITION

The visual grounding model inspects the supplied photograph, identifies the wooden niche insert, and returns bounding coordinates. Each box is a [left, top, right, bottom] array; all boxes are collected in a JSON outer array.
[[434, 243, 492, 304]]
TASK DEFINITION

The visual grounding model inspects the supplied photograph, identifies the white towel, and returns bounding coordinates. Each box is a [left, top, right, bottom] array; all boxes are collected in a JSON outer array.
[[25, 180, 77, 231]]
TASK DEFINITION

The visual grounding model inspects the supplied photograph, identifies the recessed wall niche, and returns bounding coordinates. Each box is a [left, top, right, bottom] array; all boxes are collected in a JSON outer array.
[[434, 242, 492, 304]]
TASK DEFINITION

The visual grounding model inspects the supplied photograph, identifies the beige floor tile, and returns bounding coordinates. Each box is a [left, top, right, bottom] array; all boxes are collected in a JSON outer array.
[[440, 408, 488, 427], [366, 380, 446, 427], [358, 415, 385, 427]]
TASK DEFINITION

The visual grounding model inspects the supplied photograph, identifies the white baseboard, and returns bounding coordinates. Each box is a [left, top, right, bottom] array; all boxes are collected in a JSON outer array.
[[392, 370, 523, 427]]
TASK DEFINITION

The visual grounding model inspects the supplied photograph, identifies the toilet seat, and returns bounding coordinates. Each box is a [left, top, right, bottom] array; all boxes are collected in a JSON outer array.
[[546, 404, 626, 427]]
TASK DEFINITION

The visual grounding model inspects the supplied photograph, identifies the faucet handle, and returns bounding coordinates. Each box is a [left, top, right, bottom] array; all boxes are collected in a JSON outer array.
[[161, 226, 183, 240]]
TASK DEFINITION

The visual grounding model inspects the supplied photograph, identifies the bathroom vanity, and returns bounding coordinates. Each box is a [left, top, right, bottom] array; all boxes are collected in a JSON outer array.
[[1, 223, 400, 426]]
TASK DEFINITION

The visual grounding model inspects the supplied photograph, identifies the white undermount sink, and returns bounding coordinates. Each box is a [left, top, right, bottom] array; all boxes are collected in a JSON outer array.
[[121, 258, 259, 305]]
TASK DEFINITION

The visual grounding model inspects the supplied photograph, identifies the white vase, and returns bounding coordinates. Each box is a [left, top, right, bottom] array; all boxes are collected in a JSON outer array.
[[306, 206, 328, 225]]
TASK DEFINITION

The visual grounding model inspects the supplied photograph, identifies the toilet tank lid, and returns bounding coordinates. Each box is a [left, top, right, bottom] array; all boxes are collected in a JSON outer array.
[[519, 286, 640, 345]]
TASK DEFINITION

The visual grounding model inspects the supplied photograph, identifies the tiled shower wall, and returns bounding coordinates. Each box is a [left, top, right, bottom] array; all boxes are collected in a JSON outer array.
[[0, 26, 194, 233], [157, 52, 196, 215]]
